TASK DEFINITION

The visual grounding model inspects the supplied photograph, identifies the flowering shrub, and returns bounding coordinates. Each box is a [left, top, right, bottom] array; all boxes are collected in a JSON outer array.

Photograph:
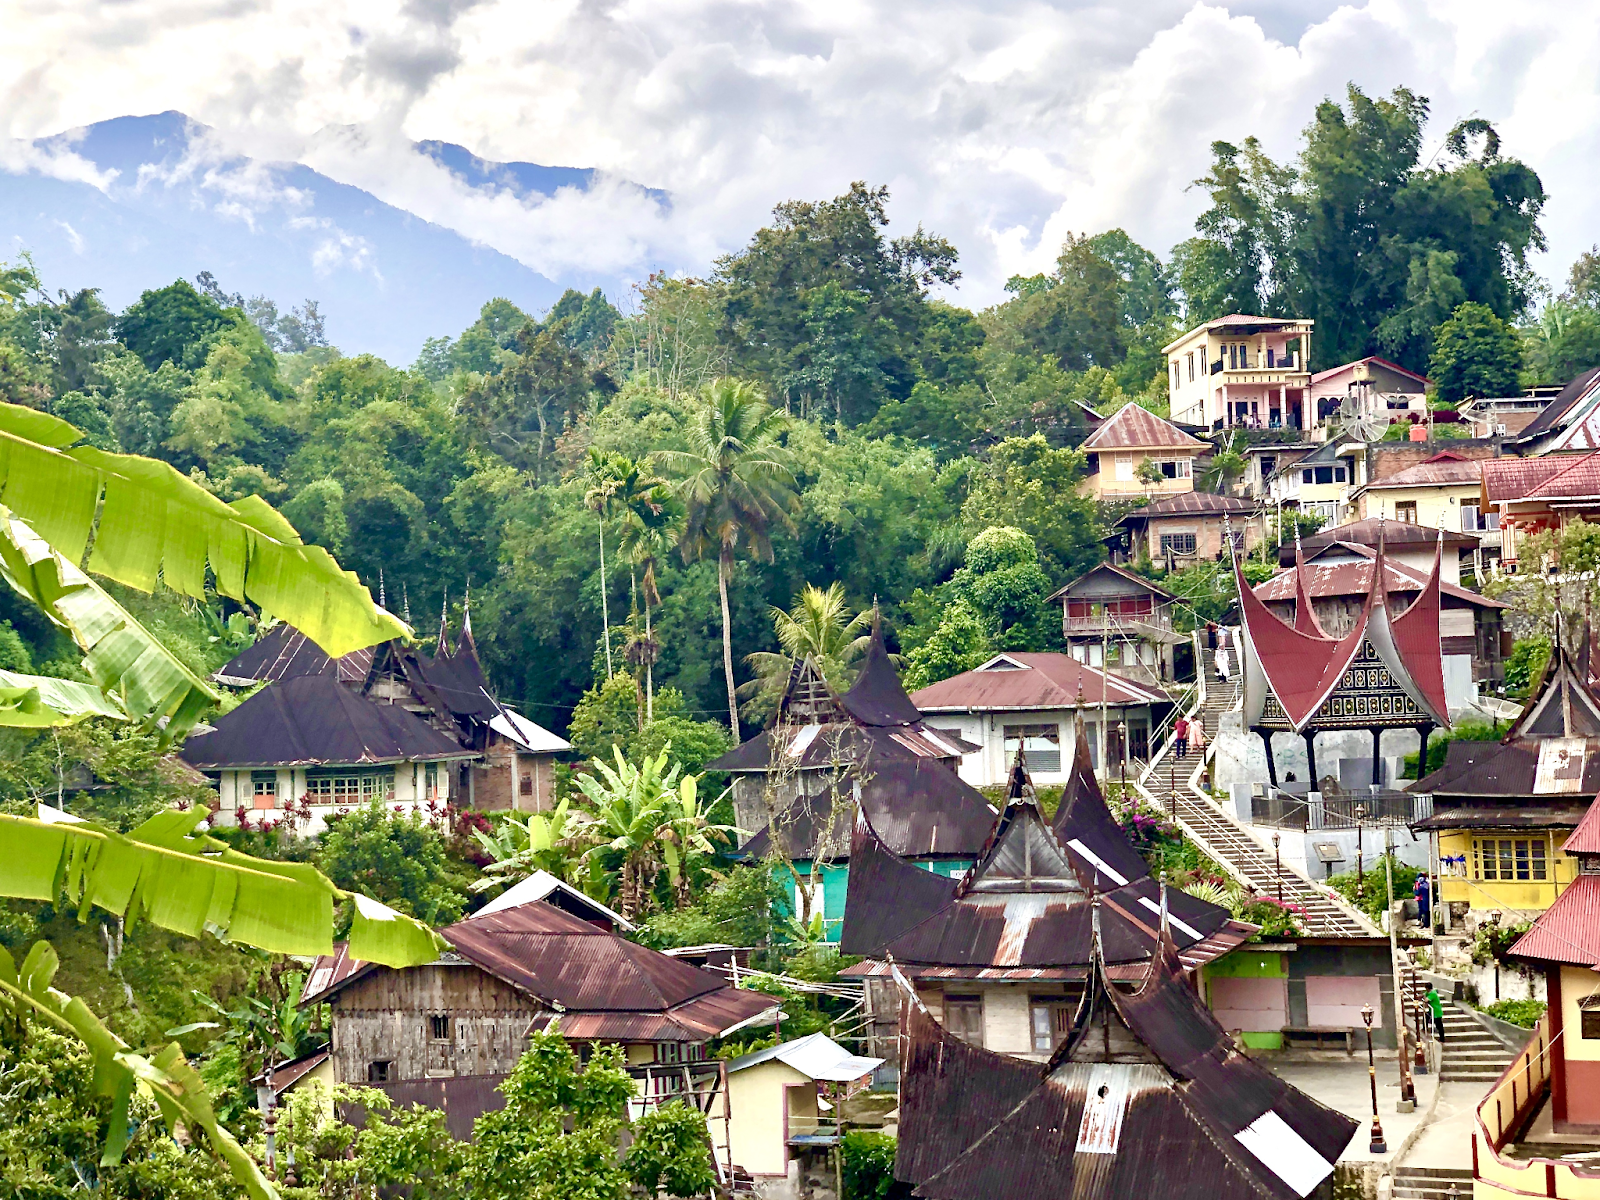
[[1236, 894, 1306, 939]]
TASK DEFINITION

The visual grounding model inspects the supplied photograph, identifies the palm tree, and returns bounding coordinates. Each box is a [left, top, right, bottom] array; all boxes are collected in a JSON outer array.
[[583, 448, 632, 679], [616, 495, 680, 723], [740, 582, 872, 723], [654, 378, 798, 734]]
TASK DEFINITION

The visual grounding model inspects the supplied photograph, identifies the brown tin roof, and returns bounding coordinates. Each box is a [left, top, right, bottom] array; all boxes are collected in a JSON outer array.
[[1116, 492, 1260, 522], [1252, 546, 1504, 609], [1081, 403, 1207, 452], [911, 653, 1170, 713], [1510, 366, 1600, 442], [215, 623, 374, 686]]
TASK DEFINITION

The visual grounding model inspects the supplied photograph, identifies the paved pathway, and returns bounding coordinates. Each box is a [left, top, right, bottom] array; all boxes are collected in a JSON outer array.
[[1137, 643, 1374, 936]]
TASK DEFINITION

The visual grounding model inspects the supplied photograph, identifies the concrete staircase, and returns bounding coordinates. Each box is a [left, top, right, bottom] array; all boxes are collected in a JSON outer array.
[[1137, 642, 1374, 937], [1392, 1167, 1474, 1200], [1439, 1002, 1516, 1084]]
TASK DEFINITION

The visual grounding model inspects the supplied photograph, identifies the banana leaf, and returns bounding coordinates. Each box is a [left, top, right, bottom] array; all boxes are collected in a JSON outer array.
[[0, 506, 217, 739], [0, 401, 409, 657], [0, 809, 448, 967], [0, 668, 127, 726], [0, 941, 276, 1200]]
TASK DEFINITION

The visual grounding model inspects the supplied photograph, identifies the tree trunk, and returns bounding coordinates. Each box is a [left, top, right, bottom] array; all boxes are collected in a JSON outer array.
[[598, 517, 612, 679], [645, 598, 655, 723], [719, 548, 739, 735]]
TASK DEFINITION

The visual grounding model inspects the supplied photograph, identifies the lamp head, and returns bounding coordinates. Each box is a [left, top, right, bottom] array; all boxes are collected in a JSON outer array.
[[1355, 804, 1367, 821]]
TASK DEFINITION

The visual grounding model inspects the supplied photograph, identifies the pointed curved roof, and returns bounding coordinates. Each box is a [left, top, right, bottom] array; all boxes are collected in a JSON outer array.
[[214, 624, 374, 687], [1051, 717, 1153, 888], [840, 619, 923, 727], [898, 926, 1358, 1200]]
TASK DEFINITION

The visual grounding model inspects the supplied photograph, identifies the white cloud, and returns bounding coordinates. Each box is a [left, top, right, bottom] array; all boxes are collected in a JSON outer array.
[[0, 0, 1596, 304]]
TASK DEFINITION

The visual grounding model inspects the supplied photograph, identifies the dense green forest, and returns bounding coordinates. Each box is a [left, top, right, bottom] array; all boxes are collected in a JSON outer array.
[[0, 83, 1584, 745]]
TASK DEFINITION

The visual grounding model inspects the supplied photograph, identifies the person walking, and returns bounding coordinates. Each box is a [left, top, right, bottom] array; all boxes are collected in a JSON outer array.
[[1190, 718, 1206, 760], [1426, 984, 1445, 1043], [1174, 715, 1190, 759]]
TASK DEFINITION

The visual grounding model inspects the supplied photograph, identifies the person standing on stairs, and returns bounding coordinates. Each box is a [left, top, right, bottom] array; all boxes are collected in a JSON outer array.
[[1190, 718, 1206, 759], [1426, 984, 1444, 1043], [1174, 715, 1189, 759]]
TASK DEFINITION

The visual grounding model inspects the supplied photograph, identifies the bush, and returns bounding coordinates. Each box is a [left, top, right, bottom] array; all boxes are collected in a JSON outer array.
[[1327, 854, 1421, 925], [1503, 636, 1552, 698], [1479, 997, 1546, 1028], [842, 1130, 900, 1200], [1403, 720, 1501, 778], [313, 799, 473, 924]]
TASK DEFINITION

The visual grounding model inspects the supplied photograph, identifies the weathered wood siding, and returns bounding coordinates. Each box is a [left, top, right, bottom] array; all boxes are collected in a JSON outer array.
[[330, 963, 543, 1083]]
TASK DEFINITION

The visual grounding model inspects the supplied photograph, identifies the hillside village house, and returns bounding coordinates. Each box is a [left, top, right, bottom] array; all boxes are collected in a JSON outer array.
[[1241, 440, 1317, 501], [1265, 439, 1361, 525], [1105, 491, 1264, 571], [1280, 518, 1482, 588], [1048, 562, 1185, 684], [1481, 450, 1600, 570], [1165, 315, 1314, 433], [909, 652, 1171, 781], [1461, 389, 1562, 438], [1503, 365, 1600, 454], [1079, 403, 1206, 500], [1307, 355, 1431, 426], [1350, 453, 1499, 571]]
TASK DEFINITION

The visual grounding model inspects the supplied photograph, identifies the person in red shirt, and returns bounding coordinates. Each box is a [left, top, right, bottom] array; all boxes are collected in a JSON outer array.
[[1174, 715, 1190, 759]]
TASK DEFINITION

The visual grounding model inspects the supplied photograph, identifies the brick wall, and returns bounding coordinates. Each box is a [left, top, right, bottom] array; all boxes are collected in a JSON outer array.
[[1366, 437, 1499, 482]]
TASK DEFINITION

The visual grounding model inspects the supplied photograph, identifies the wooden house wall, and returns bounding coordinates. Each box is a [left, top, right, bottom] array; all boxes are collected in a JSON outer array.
[[330, 964, 543, 1083]]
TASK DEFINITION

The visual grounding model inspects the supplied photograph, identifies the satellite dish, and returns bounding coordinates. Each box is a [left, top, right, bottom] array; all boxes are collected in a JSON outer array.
[[1338, 394, 1389, 442]]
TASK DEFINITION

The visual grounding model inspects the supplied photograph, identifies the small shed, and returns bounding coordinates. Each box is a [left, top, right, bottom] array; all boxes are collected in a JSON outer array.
[[725, 1034, 883, 1179]]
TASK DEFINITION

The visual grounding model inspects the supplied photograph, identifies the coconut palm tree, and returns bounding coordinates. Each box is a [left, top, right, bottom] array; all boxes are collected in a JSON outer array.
[[583, 448, 633, 679], [739, 582, 872, 723], [653, 378, 798, 734], [616, 495, 680, 723]]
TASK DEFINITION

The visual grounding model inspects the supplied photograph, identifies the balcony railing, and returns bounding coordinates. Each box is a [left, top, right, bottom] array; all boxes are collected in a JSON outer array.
[[1211, 353, 1302, 374]]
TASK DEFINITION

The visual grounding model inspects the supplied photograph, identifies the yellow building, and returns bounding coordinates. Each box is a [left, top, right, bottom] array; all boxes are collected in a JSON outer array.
[[1080, 402, 1207, 501], [1472, 799, 1600, 1197], [1164, 315, 1314, 434], [1413, 641, 1600, 926], [1352, 452, 1497, 540], [723, 1033, 882, 1182]]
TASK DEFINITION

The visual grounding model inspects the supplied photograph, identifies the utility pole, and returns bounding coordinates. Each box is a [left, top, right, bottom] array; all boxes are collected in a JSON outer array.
[[1385, 826, 1416, 1109], [1099, 617, 1109, 783]]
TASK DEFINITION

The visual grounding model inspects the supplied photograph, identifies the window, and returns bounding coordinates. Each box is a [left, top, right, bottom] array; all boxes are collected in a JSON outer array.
[[1171, 363, 1180, 391], [1188, 352, 1195, 382], [430, 1015, 451, 1040], [1335, 466, 1347, 483], [305, 769, 396, 804], [1030, 998, 1075, 1053], [1114, 457, 1134, 481], [1583, 1004, 1600, 1040], [1259, 455, 1277, 479], [944, 995, 984, 1047], [1004, 724, 1062, 773], [250, 770, 277, 811], [1472, 838, 1547, 881], [425, 762, 440, 801], [1157, 458, 1192, 480], [1395, 501, 1417, 523], [367, 1060, 393, 1082], [1159, 532, 1197, 556], [520, 773, 533, 797]]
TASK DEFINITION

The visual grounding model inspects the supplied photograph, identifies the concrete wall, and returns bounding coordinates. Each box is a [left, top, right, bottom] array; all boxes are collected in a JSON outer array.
[[937, 707, 1155, 787], [211, 761, 453, 834]]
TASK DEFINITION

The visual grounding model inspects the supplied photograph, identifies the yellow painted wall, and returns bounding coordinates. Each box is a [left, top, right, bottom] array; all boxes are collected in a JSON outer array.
[[1360, 483, 1480, 529], [1089, 451, 1197, 501], [726, 1060, 812, 1178], [1437, 829, 1575, 914], [1561, 965, 1600, 1065]]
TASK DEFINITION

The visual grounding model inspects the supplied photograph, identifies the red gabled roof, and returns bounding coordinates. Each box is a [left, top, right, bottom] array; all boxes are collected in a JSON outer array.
[[1507, 875, 1600, 967], [1081, 403, 1206, 452], [1525, 452, 1600, 501], [1380, 536, 1452, 725], [910, 654, 1168, 712], [1481, 455, 1577, 504], [1310, 356, 1431, 387], [1564, 795, 1600, 855]]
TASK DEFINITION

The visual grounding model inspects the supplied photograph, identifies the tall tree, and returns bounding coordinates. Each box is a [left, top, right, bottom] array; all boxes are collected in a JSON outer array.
[[1428, 301, 1523, 402], [739, 582, 872, 722], [654, 379, 798, 733]]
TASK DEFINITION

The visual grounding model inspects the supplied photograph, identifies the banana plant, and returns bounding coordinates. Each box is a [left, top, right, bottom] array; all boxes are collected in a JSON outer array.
[[573, 746, 684, 918], [656, 774, 743, 907], [469, 799, 590, 891]]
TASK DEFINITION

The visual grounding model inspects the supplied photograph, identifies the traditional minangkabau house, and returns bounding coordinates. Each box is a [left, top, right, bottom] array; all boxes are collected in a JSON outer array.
[[300, 898, 777, 1142], [710, 623, 995, 943], [840, 728, 1249, 1064], [206, 608, 570, 823], [180, 674, 478, 834], [1470, 793, 1600, 1198], [892, 915, 1359, 1200], [1411, 633, 1600, 929]]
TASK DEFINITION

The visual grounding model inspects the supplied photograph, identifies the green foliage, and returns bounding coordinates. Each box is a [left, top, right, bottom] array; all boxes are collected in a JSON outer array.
[[627, 1102, 718, 1199], [1403, 720, 1502, 778], [114, 279, 237, 372], [566, 672, 731, 773], [314, 800, 473, 925], [1468, 919, 1534, 967], [0, 1024, 237, 1200], [1478, 997, 1546, 1028], [901, 597, 993, 690], [1428, 302, 1524, 403], [841, 1130, 899, 1200], [1503, 635, 1551, 698], [1327, 854, 1421, 924], [740, 581, 871, 722], [636, 862, 788, 957]]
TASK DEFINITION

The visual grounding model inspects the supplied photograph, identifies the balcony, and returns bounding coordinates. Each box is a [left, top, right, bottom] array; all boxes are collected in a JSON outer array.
[[1212, 352, 1304, 375]]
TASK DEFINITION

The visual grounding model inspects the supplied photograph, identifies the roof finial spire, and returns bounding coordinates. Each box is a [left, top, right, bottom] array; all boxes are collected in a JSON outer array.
[[378, 567, 386, 610], [402, 582, 411, 626], [438, 589, 450, 656], [462, 580, 473, 642]]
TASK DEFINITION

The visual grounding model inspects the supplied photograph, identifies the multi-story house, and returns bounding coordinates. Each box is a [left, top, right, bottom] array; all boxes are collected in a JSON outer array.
[[1164, 315, 1314, 434]]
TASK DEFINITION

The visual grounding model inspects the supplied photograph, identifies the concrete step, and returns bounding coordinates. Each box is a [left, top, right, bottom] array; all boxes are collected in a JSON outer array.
[[1394, 1168, 1474, 1180]]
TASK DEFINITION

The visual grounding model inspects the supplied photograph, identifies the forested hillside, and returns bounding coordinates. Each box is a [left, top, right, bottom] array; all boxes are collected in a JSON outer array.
[[0, 85, 1584, 748]]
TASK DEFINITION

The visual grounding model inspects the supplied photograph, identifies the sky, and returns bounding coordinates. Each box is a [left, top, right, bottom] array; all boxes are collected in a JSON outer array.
[[3, 0, 1599, 310]]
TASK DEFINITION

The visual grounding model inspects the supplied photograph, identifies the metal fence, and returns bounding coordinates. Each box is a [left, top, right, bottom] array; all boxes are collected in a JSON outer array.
[[1246, 788, 1426, 830]]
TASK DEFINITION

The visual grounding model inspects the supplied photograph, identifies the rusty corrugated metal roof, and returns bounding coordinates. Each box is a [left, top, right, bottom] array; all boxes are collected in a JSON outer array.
[[1081, 403, 1207, 452], [215, 624, 374, 686], [1510, 366, 1600, 441], [911, 654, 1168, 712], [1252, 549, 1503, 608], [1118, 492, 1259, 520]]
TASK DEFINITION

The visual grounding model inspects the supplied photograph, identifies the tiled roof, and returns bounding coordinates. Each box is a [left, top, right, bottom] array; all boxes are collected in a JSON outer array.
[[1081, 403, 1206, 452], [1525, 452, 1600, 501], [909, 653, 1169, 712], [1253, 547, 1505, 609], [1481, 455, 1574, 504]]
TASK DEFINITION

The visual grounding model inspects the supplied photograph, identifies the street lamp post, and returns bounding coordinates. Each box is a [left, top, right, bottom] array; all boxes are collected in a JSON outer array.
[[1362, 1004, 1387, 1154], [1355, 804, 1367, 903], [1273, 831, 1283, 905]]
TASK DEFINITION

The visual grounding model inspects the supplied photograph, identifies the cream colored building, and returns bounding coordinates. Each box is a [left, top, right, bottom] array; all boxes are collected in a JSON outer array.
[[1165, 315, 1314, 434], [1350, 453, 1500, 564], [724, 1034, 882, 1181], [1080, 402, 1207, 500]]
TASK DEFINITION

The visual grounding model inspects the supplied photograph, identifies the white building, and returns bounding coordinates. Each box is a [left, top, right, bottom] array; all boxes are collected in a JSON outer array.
[[909, 652, 1171, 785]]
